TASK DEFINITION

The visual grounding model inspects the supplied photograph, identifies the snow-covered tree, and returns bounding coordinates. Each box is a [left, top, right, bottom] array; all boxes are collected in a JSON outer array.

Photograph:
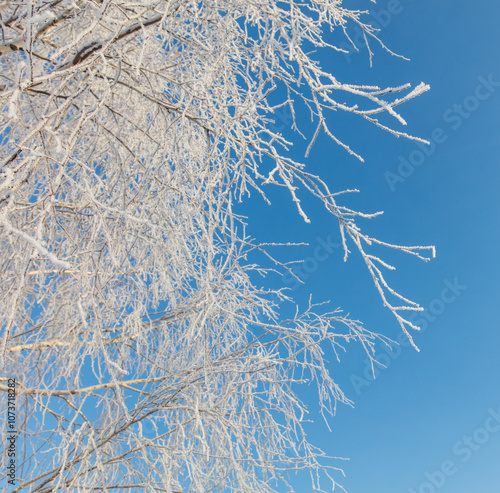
[[0, 1, 434, 491]]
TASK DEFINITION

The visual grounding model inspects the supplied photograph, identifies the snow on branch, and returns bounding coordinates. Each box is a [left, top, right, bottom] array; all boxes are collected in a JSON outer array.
[[0, 1, 433, 491]]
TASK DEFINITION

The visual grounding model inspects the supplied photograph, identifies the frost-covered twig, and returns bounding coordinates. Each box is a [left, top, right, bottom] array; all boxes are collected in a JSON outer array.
[[0, 1, 431, 491]]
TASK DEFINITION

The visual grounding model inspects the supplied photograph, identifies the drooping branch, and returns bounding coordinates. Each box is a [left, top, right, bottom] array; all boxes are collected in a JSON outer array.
[[0, 1, 432, 491]]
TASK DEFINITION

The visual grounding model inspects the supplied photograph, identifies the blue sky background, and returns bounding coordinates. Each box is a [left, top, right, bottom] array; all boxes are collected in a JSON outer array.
[[3, 2, 497, 491], [237, 1, 500, 492]]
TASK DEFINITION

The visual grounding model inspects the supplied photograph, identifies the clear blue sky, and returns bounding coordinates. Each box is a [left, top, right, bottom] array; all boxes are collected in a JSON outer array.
[[237, 1, 500, 492]]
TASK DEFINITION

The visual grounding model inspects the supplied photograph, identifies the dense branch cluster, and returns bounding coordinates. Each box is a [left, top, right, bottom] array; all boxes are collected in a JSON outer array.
[[0, 1, 433, 491]]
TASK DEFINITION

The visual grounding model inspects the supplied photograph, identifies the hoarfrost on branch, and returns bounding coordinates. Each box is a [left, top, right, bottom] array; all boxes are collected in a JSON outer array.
[[0, 1, 433, 491]]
